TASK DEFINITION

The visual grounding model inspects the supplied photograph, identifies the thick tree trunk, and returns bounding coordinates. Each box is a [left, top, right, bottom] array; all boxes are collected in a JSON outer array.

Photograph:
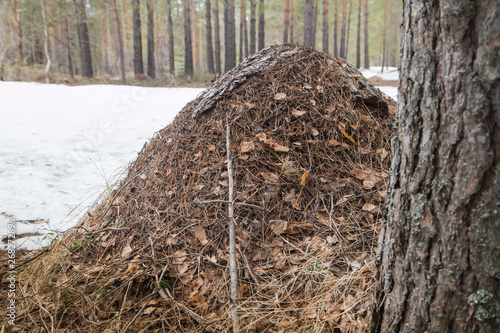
[[371, 0, 500, 332], [257, 0, 265, 51], [363, 0, 368, 69], [132, 0, 144, 76], [321, 0, 328, 53], [239, 0, 247, 63], [355, 0, 360, 68], [206, 0, 215, 73], [112, 0, 126, 84], [224, 0, 236, 71], [213, 0, 222, 73], [146, 0, 155, 78], [303, 0, 314, 47], [73, 0, 93, 77], [249, 0, 256, 53], [184, 0, 194, 76], [339, 0, 346, 58], [166, 0, 175, 77]]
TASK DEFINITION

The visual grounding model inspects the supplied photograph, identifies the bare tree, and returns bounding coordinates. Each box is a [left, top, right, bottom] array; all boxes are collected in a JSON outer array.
[[322, 0, 329, 53], [339, 0, 346, 58], [213, 0, 222, 73], [239, 0, 247, 62], [333, 0, 338, 56], [249, 0, 256, 52], [184, 0, 194, 76], [146, 0, 155, 78], [166, 0, 175, 77], [224, 0, 236, 71], [380, 0, 387, 72], [283, 0, 290, 43], [40, 0, 51, 75], [206, 0, 215, 73], [132, 0, 144, 76], [289, 0, 294, 42], [371, 0, 500, 331], [257, 0, 264, 50], [73, 0, 93, 77]]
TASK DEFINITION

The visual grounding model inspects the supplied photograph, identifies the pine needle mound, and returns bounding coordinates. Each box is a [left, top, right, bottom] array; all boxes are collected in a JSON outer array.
[[1, 45, 395, 332]]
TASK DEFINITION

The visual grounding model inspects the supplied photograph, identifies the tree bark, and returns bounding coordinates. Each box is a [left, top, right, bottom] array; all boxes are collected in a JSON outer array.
[[13, 1, 23, 67], [132, 0, 144, 76], [73, 0, 93, 77], [166, 0, 175, 77], [112, 0, 126, 84], [239, 0, 247, 63], [380, 0, 387, 72], [303, 0, 314, 47], [257, 0, 264, 51], [363, 0, 368, 68], [311, 0, 319, 49], [321, 0, 328, 53], [249, 0, 256, 53], [289, 0, 294, 42], [64, 17, 74, 78], [183, 0, 194, 76], [283, 0, 289, 43], [224, 0, 236, 71], [146, 0, 155, 78], [355, 0, 360, 68], [339, 0, 346, 58], [213, 0, 222, 73], [371, 0, 500, 332], [206, 0, 215, 73], [333, 0, 338, 56], [345, 0, 352, 59], [40, 0, 51, 76]]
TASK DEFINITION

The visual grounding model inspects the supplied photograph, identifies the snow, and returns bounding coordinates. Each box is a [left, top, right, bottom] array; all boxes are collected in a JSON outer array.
[[378, 86, 398, 101], [359, 66, 399, 81], [0, 79, 397, 251], [0, 82, 204, 250]]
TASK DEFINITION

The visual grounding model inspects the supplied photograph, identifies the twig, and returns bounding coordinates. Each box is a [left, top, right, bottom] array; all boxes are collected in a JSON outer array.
[[227, 115, 240, 332], [196, 199, 267, 211]]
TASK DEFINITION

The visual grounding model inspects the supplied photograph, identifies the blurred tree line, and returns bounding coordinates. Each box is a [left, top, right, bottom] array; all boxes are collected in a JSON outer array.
[[0, 0, 401, 83]]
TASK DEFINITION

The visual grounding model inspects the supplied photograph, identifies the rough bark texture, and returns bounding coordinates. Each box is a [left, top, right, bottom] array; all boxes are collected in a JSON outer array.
[[184, 0, 194, 76], [321, 0, 328, 53], [283, 0, 289, 44], [355, 0, 361, 68], [206, 0, 215, 74], [333, 0, 338, 56], [213, 0, 222, 73], [249, 0, 256, 53], [363, 0, 368, 69], [371, 0, 500, 332], [166, 0, 175, 77], [73, 0, 93, 77], [146, 0, 155, 78], [257, 0, 265, 51], [303, 0, 314, 47], [339, 0, 346, 58], [112, 0, 126, 84], [224, 0, 236, 71], [132, 0, 144, 75]]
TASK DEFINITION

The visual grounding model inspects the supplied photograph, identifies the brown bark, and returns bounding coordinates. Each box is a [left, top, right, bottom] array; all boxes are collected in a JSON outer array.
[[224, 0, 236, 71], [257, 0, 265, 51], [321, 0, 328, 53], [289, 0, 294, 42], [13, 1, 23, 66], [184, 0, 194, 76], [206, 0, 215, 73], [363, 0, 368, 68], [371, 0, 500, 332], [132, 0, 144, 75], [303, 0, 314, 47], [355, 0, 360, 68], [380, 0, 387, 72], [345, 0, 352, 59], [339, 0, 346, 58], [112, 0, 126, 84], [147, 0, 155, 78], [64, 17, 74, 78], [73, 0, 93, 77], [249, 0, 256, 53], [166, 0, 175, 77], [311, 0, 318, 48], [333, 0, 338, 56], [239, 0, 247, 63], [213, 0, 221, 73], [283, 0, 289, 43]]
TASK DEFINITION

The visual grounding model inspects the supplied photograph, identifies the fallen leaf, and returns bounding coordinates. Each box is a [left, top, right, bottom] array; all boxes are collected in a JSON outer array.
[[121, 245, 133, 258], [336, 194, 354, 205], [340, 129, 358, 145], [256, 132, 267, 141], [328, 139, 341, 146], [245, 102, 256, 109], [220, 171, 228, 178], [377, 148, 389, 159], [285, 189, 301, 210], [193, 226, 209, 245], [362, 203, 378, 212], [271, 142, 290, 152], [311, 128, 319, 136], [143, 307, 157, 315], [300, 171, 309, 186], [316, 85, 324, 93], [310, 99, 316, 106], [274, 93, 287, 100], [139, 174, 147, 180], [363, 174, 381, 189], [327, 235, 339, 244], [260, 172, 279, 182], [230, 100, 239, 107], [269, 220, 288, 235], [208, 144, 216, 151], [240, 141, 255, 153], [239, 154, 249, 160], [292, 109, 307, 117]]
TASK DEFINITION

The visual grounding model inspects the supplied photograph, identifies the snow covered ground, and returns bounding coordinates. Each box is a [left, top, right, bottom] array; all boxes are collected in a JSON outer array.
[[0, 77, 397, 250], [359, 66, 399, 81]]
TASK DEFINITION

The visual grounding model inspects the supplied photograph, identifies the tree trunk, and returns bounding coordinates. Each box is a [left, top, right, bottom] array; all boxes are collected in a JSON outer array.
[[380, 0, 387, 72], [206, 0, 215, 73], [303, 0, 313, 47], [239, 0, 247, 63], [13, 1, 23, 67], [224, 0, 236, 71], [73, 0, 93, 77], [333, 0, 338, 56], [132, 0, 144, 76], [355, 0, 360, 68], [345, 0, 352, 59], [311, 0, 318, 48], [184, 0, 194, 76], [146, 0, 155, 78], [289, 0, 294, 42], [339, 0, 346, 58], [363, 0, 368, 69], [257, 0, 264, 51], [213, 0, 222, 73], [166, 0, 175, 77], [283, 0, 289, 43], [112, 0, 126, 84], [322, 0, 328, 53], [370, 0, 500, 332], [40, 0, 51, 76], [249, 0, 256, 53], [64, 17, 74, 78]]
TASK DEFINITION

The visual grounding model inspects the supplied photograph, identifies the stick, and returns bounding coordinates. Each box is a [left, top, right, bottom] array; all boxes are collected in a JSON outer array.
[[226, 115, 239, 332]]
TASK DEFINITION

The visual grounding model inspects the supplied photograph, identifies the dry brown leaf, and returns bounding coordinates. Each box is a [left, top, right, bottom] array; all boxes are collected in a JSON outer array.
[[336, 194, 354, 205], [341, 129, 358, 145], [239, 154, 249, 160], [311, 128, 319, 136], [274, 93, 287, 100], [377, 148, 389, 159], [284, 189, 301, 210], [271, 142, 290, 152], [208, 144, 216, 151], [193, 226, 209, 245], [230, 100, 239, 107], [260, 172, 279, 182], [300, 171, 309, 186], [269, 220, 288, 235], [256, 132, 267, 141], [292, 109, 307, 117], [328, 138, 341, 146], [240, 141, 256, 153], [121, 245, 133, 258], [363, 174, 381, 189], [245, 102, 256, 109], [362, 203, 378, 212], [143, 307, 157, 315]]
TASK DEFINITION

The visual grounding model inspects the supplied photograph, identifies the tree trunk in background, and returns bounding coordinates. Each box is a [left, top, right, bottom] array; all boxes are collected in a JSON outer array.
[[112, 0, 126, 84], [213, 0, 222, 73], [257, 0, 265, 51], [73, 0, 93, 77], [64, 17, 74, 78], [289, 0, 294, 42], [239, 0, 246, 63], [380, 0, 387, 72], [132, 0, 144, 76], [363, 0, 368, 68], [13, 1, 23, 67], [303, 0, 313, 47], [355, 0, 360, 68], [224, 0, 236, 71], [311, 0, 318, 48], [283, 0, 289, 43], [333, 0, 338, 56], [184, 0, 194, 76], [339, 0, 346, 58], [370, 0, 500, 332], [345, 0, 352, 59], [249, 0, 256, 53], [146, 0, 155, 78], [166, 0, 175, 77], [40, 0, 51, 75], [321, 0, 328, 53], [206, 0, 215, 74]]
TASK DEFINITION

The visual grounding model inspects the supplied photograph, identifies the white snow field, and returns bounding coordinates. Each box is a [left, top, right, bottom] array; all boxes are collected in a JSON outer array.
[[360, 66, 399, 81], [0, 78, 397, 250]]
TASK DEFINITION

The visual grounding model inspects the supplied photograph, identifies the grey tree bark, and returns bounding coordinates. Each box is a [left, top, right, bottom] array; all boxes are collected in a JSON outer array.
[[321, 0, 328, 53], [303, 0, 314, 47], [132, 0, 144, 76], [206, 0, 215, 73], [371, 0, 500, 332], [213, 0, 222, 73], [112, 0, 126, 84], [146, 0, 155, 78], [224, 0, 236, 71], [73, 0, 93, 77], [183, 0, 194, 76], [249, 0, 256, 53], [257, 0, 265, 51], [166, 0, 175, 77], [363, 0, 368, 68], [355, 0, 360, 68]]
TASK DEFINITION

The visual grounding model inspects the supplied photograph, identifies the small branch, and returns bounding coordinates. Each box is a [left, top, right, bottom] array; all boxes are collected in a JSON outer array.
[[196, 200, 267, 211], [226, 116, 239, 332]]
